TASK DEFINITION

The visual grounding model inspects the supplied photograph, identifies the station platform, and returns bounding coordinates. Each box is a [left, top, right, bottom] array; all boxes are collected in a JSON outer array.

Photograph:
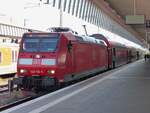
[[2, 59, 150, 113]]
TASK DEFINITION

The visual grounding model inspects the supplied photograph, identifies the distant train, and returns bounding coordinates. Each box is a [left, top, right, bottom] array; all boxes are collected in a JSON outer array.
[[13, 28, 143, 90], [0, 40, 19, 76]]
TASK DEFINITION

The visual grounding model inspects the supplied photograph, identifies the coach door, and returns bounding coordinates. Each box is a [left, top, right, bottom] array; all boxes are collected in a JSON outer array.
[[107, 47, 112, 69], [67, 40, 75, 78], [112, 48, 116, 68]]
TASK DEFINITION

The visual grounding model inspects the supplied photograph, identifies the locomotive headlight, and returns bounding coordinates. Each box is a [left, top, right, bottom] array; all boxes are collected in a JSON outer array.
[[51, 70, 55, 74], [35, 54, 40, 58], [20, 69, 27, 73], [47, 70, 55, 74]]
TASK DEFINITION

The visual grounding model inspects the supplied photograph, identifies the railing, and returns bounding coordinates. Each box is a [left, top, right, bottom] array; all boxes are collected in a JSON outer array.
[[0, 23, 41, 39]]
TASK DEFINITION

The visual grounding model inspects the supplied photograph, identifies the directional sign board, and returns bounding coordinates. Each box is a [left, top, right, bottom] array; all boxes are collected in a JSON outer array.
[[125, 15, 145, 25]]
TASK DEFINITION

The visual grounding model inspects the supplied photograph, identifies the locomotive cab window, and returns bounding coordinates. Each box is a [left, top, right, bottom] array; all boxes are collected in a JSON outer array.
[[22, 34, 59, 52]]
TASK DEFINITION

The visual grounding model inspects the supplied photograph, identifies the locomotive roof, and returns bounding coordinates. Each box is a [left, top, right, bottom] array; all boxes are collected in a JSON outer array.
[[109, 41, 127, 48], [90, 34, 110, 47], [91, 34, 128, 48], [71, 34, 107, 46], [47, 27, 78, 35], [23, 32, 106, 45]]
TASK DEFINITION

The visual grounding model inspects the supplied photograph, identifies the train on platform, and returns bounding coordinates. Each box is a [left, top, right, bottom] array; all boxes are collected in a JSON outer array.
[[13, 27, 144, 90], [0, 38, 19, 76]]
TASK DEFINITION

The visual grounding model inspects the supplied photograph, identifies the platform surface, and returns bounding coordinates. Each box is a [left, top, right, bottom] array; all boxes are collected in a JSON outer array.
[[2, 59, 150, 113]]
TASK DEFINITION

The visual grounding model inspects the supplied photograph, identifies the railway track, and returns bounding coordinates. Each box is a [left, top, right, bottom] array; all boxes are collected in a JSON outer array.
[[0, 78, 38, 111], [0, 76, 14, 93], [0, 75, 18, 93], [0, 96, 33, 111], [0, 80, 82, 111], [0, 83, 62, 111], [0, 70, 109, 112], [0, 84, 45, 111], [0, 85, 8, 93], [0, 85, 18, 94]]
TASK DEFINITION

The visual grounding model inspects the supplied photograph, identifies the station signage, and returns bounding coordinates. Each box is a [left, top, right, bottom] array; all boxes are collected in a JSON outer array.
[[125, 15, 145, 25]]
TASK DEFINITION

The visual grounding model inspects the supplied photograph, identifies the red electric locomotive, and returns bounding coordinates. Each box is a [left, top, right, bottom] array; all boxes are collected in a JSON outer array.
[[14, 29, 109, 89]]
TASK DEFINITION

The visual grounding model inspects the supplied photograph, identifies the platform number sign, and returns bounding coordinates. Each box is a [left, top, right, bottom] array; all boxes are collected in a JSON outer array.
[[146, 20, 150, 28]]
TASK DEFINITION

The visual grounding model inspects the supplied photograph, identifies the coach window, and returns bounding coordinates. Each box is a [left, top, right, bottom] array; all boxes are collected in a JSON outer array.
[[0, 52, 1, 63], [12, 50, 15, 63], [1, 25, 4, 35], [0, 25, 2, 34], [15, 51, 18, 62]]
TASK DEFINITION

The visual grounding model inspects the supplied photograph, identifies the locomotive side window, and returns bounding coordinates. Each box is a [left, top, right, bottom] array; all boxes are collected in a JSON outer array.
[[22, 34, 59, 52]]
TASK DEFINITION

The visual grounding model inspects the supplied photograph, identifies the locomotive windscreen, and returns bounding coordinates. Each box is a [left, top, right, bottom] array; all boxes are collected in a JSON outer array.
[[22, 34, 59, 52]]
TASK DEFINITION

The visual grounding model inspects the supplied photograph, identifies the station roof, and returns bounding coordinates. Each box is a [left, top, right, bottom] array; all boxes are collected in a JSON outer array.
[[94, 0, 150, 47]]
